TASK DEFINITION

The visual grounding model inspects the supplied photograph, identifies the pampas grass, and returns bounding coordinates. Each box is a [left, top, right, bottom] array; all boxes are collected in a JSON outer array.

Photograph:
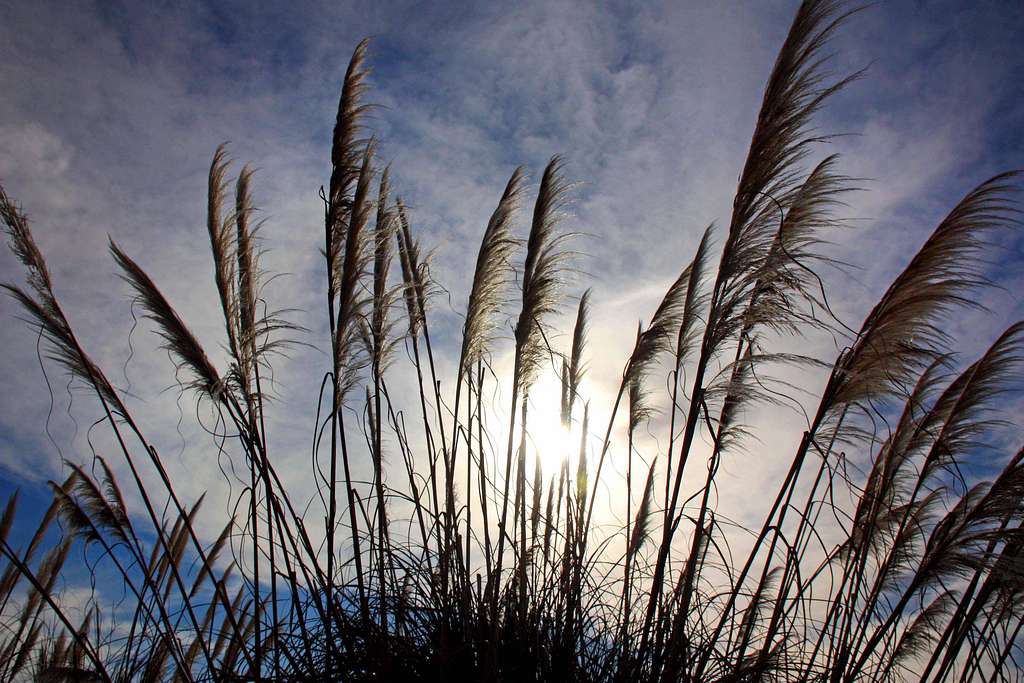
[[1, 1, 1022, 681]]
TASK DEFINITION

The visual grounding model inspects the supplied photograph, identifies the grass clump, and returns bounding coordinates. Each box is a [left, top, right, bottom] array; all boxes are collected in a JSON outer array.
[[1, 1, 1022, 681]]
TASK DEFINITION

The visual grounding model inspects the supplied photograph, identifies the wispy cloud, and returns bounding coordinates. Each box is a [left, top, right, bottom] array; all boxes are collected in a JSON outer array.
[[0, 1, 1021, 550]]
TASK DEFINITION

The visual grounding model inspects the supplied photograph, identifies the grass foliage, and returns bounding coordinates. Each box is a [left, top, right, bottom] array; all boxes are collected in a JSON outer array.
[[1, 1, 1023, 680]]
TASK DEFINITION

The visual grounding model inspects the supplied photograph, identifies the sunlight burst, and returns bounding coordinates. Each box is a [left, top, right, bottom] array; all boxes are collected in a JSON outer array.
[[526, 370, 580, 478]]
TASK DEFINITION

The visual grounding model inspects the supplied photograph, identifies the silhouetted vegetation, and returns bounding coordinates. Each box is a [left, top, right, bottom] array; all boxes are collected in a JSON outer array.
[[0, 1, 1022, 680]]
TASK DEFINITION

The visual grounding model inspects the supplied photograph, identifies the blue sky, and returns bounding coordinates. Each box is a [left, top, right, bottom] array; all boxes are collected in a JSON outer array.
[[1, 0, 1023, 561]]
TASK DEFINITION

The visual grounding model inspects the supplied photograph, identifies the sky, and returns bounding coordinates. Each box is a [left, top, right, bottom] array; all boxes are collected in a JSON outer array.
[[1, 0, 1023, 596]]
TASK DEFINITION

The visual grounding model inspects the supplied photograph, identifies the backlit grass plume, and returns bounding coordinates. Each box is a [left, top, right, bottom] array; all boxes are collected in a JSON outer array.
[[1, 2, 1022, 681]]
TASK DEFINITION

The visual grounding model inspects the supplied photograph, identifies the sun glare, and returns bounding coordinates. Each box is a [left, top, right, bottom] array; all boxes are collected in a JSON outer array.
[[525, 371, 581, 478]]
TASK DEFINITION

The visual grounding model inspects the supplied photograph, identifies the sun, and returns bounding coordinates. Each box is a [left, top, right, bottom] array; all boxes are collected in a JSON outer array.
[[524, 370, 580, 478]]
